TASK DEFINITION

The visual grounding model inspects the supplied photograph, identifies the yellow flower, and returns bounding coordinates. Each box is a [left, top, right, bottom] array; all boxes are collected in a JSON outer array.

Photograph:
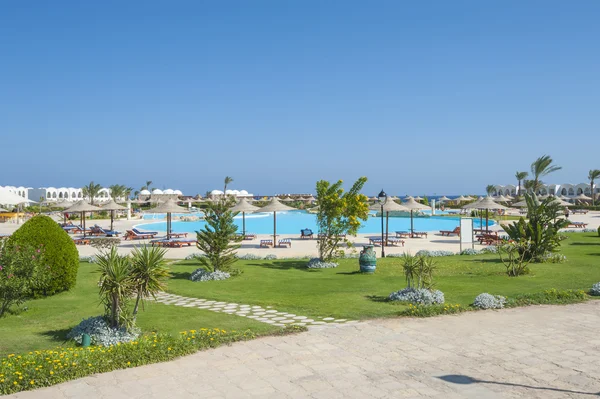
[[13, 381, 18, 385], [50, 371, 54, 375], [127, 362, 131, 366], [30, 380, 35, 385], [168, 347, 172, 351], [88, 364, 92, 367]]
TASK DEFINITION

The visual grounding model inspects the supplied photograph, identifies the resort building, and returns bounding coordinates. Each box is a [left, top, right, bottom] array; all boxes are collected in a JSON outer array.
[[493, 183, 598, 198], [208, 189, 253, 199], [0, 185, 29, 200], [137, 188, 183, 202], [1, 185, 132, 203]]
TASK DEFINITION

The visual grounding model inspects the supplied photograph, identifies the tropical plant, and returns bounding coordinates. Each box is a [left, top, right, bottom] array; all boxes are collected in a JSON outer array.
[[108, 184, 129, 201], [224, 176, 233, 193], [588, 169, 600, 206], [3, 215, 79, 296], [315, 177, 369, 261], [530, 155, 561, 193], [515, 171, 528, 197], [497, 241, 531, 276], [502, 193, 569, 262], [486, 185, 496, 196], [142, 180, 153, 191], [96, 248, 134, 329], [195, 197, 241, 273], [82, 181, 103, 204], [130, 245, 170, 322], [401, 253, 436, 289]]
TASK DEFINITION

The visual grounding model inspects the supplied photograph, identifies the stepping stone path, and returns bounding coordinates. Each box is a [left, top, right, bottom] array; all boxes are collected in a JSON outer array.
[[153, 292, 352, 328]]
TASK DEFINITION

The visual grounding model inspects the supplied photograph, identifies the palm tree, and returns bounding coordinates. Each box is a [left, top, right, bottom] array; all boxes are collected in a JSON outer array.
[[223, 176, 233, 193], [130, 246, 170, 322], [523, 180, 535, 194], [141, 180, 153, 191], [109, 184, 127, 201], [589, 169, 600, 206], [81, 181, 102, 205], [97, 248, 134, 328], [515, 171, 528, 197], [486, 185, 496, 196], [531, 155, 561, 193]]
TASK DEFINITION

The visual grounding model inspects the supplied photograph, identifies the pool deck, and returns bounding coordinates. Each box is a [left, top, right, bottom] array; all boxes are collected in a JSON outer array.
[[0, 211, 598, 259]]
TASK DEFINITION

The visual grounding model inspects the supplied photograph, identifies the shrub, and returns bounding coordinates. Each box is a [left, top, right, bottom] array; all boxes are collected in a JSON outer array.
[[89, 237, 121, 250], [507, 288, 587, 307], [480, 246, 498, 254], [498, 241, 531, 277], [306, 258, 338, 269], [473, 293, 506, 309], [80, 256, 96, 263], [590, 283, 600, 296], [400, 303, 465, 317], [4, 215, 79, 296], [264, 254, 277, 260], [415, 250, 455, 257], [460, 248, 480, 256], [66, 316, 140, 346], [236, 253, 263, 260], [184, 253, 205, 260], [400, 253, 436, 290], [388, 288, 445, 305], [541, 253, 567, 263], [598, 226, 600, 237], [190, 268, 231, 282]]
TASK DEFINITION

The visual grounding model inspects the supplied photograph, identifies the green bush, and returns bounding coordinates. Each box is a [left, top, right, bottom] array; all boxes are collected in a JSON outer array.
[[507, 288, 588, 307], [400, 303, 466, 317], [5, 215, 79, 296]]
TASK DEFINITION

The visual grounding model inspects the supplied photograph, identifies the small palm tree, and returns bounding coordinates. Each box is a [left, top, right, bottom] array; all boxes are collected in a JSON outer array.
[[515, 171, 528, 197], [109, 184, 126, 201], [589, 169, 600, 206], [130, 246, 170, 322], [82, 181, 103, 205], [486, 185, 496, 196], [224, 176, 233, 193], [97, 248, 134, 328], [531, 155, 561, 193]]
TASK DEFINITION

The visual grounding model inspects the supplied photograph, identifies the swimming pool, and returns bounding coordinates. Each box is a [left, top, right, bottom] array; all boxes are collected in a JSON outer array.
[[138, 210, 493, 234]]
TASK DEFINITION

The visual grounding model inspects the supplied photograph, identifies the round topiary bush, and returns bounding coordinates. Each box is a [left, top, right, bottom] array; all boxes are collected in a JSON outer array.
[[5, 215, 79, 296]]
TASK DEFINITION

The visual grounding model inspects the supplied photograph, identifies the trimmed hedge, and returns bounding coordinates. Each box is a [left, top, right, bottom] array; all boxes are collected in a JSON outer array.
[[5, 215, 79, 296]]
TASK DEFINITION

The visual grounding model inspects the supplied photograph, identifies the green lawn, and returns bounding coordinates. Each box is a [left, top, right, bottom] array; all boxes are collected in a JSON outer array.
[[167, 232, 600, 320], [0, 263, 277, 356]]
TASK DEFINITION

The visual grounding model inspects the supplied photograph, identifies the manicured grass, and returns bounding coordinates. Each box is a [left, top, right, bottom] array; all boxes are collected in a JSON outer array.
[[0, 263, 277, 356], [167, 232, 600, 320]]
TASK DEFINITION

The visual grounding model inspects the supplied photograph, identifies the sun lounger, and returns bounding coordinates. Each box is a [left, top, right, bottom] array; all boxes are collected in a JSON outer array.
[[440, 227, 460, 236], [387, 237, 404, 246], [412, 232, 428, 238], [571, 209, 588, 214], [150, 238, 197, 248], [567, 222, 588, 228], [72, 237, 91, 245], [300, 229, 314, 239], [278, 238, 292, 248], [62, 226, 78, 234], [395, 231, 411, 238], [477, 233, 501, 245], [125, 230, 156, 240], [91, 225, 121, 237], [260, 239, 273, 248], [243, 233, 256, 240], [169, 232, 188, 238], [369, 237, 383, 246], [133, 228, 158, 236]]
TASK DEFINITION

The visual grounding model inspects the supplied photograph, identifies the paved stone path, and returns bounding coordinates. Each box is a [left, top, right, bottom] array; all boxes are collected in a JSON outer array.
[[9, 301, 600, 398], [154, 292, 354, 327]]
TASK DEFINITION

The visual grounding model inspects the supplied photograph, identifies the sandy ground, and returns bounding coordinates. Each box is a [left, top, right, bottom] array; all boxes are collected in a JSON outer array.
[[1, 211, 598, 260]]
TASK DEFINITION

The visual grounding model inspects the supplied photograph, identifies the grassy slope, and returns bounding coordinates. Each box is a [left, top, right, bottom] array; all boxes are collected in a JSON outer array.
[[167, 232, 600, 320], [0, 263, 276, 356]]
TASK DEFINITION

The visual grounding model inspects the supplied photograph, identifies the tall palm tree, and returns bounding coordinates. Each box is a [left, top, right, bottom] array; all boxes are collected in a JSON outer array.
[[109, 184, 127, 201], [515, 171, 528, 197], [224, 176, 233, 193], [589, 169, 600, 206], [486, 185, 496, 196], [97, 248, 134, 328], [531, 155, 561, 193], [523, 180, 535, 194], [130, 246, 170, 322], [81, 181, 102, 205]]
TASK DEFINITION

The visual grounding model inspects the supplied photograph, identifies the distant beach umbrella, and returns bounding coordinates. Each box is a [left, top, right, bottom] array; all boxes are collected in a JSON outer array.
[[494, 194, 511, 203], [370, 198, 409, 243], [256, 197, 295, 247], [454, 195, 471, 203], [64, 200, 102, 238], [146, 199, 189, 239], [438, 196, 451, 202], [230, 198, 259, 236], [101, 199, 128, 231], [463, 196, 509, 233], [573, 193, 592, 202], [401, 197, 430, 236]]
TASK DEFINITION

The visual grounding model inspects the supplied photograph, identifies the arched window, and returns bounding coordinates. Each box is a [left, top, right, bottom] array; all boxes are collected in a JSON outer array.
[[52, 192, 57, 198], [577, 188, 583, 195], [584, 187, 591, 195], [72, 192, 76, 198], [78, 192, 83, 198], [561, 188, 567, 195], [59, 192, 63, 199], [568, 188, 575, 196]]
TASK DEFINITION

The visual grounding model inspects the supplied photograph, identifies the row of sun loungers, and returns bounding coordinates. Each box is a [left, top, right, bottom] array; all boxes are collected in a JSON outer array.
[[571, 209, 588, 214], [124, 229, 159, 240], [368, 237, 405, 247], [150, 238, 197, 248], [567, 222, 588, 228], [395, 231, 428, 238], [260, 238, 292, 248], [439, 227, 460, 236]]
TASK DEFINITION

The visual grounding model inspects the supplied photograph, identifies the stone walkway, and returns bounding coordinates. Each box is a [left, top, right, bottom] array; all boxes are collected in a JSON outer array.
[[9, 301, 600, 398], [154, 292, 355, 327]]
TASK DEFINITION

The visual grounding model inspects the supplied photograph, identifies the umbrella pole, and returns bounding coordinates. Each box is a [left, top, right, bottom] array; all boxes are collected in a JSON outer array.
[[411, 210, 414, 237], [167, 213, 171, 240], [273, 211, 277, 248], [110, 210, 114, 231], [243, 212, 246, 236], [82, 212, 86, 238], [486, 209, 489, 233]]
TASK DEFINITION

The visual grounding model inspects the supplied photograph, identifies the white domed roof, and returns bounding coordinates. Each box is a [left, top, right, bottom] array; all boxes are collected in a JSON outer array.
[[163, 189, 174, 194], [239, 190, 249, 195], [211, 189, 224, 195], [225, 189, 234, 195], [152, 189, 163, 194], [47, 187, 57, 191], [173, 190, 183, 195], [140, 189, 151, 195]]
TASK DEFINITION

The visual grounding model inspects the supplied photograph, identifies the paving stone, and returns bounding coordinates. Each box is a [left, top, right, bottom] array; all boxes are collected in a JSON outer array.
[[323, 317, 335, 321], [293, 316, 307, 320], [265, 310, 278, 313]]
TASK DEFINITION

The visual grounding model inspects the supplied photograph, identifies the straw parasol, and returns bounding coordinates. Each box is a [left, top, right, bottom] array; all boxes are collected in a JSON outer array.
[[401, 197, 430, 236], [256, 197, 295, 247], [51, 200, 73, 223], [454, 195, 471, 203], [64, 200, 102, 237], [494, 194, 511, 203], [370, 198, 409, 243], [403, 195, 414, 201], [413, 196, 423, 201], [101, 199, 128, 231], [560, 195, 572, 201], [146, 199, 189, 239], [230, 198, 259, 236], [438, 196, 451, 202], [463, 196, 509, 233], [573, 193, 592, 204]]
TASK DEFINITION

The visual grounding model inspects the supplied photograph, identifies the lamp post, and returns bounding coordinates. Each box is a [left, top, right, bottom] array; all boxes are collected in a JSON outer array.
[[378, 189, 387, 258]]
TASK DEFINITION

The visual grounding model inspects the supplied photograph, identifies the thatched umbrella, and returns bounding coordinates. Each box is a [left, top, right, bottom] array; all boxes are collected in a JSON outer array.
[[463, 196, 509, 233], [230, 198, 259, 236], [402, 197, 430, 236], [256, 197, 294, 246], [64, 200, 102, 237], [573, 193, 592, 204], [454, 195, 471, 203], [101, 199, 128, 231], [438, 196, 451, 202], [494, 194, 511, 203], [403, 195, 414, 201], [369, 198, 409, 243], [51, 200, 72, 223], [146, 199, 189, 239]]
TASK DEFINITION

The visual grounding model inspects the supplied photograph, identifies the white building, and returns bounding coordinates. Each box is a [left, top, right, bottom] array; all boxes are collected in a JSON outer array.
[[209, 189, 253, 199], [0, 185, 29, 199], [137, 188, 184, 202], [493, 183, 598, 198]]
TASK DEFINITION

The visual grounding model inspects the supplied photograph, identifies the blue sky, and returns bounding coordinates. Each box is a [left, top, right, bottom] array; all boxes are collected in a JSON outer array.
[[1, 1, 599, 196]]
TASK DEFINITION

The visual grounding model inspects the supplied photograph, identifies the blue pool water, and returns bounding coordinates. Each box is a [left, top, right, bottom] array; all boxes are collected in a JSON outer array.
[[139, 211, 493, 234]]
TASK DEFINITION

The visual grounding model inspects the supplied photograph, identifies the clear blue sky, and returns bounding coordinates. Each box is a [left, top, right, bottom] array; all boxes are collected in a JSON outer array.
[[2, 1, 599, 196]]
